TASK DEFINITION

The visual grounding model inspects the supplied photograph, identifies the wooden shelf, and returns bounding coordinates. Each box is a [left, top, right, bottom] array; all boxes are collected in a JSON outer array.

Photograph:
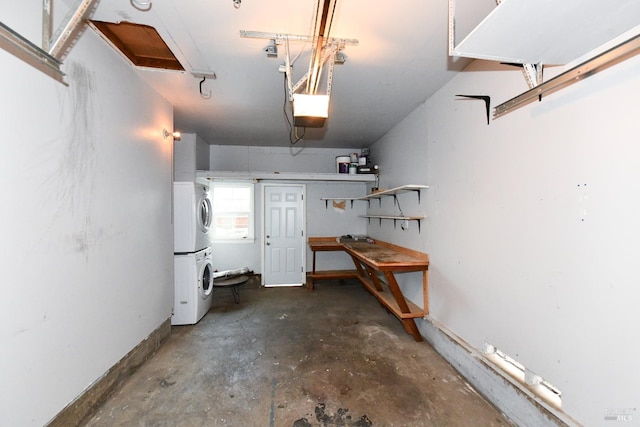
[[361, 215, 424, 232], [451, 0, 640, 65], [321, 184, 429, 208], [198, 170, 376, 182], [361, 215, 424, 220], [321, 185, 429, 203], [362, 185, 429, 200], [307, 269, 358, 280], [320, 184, 428, 232]]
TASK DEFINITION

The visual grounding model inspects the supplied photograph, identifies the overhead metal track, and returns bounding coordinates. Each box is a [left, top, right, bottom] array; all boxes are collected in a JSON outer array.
[[1, 0, 98, 84], [307, 0, 336, 94], [494, 33, 640, 118], [0, 21, 65, 84]]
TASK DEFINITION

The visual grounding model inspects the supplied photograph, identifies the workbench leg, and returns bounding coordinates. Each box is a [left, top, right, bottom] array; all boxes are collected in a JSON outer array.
[[383, 272, 412, 313], [400, 319, 423, 342], [308, 250, 317, 292], [384, 271, 423, 342], [366, 266, 385, 292], [350, 255, 366, 278], [423, 269, 429, 316]]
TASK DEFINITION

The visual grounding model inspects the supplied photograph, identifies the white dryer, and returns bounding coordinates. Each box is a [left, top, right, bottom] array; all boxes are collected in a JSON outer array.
[[172, 247, 214, 325], [174, 182, 212, 253]]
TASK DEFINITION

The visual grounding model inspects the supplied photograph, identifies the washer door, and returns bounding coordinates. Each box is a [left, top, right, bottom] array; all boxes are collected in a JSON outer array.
[[197, 192, 212, 233], [199, 259, 213, 298]]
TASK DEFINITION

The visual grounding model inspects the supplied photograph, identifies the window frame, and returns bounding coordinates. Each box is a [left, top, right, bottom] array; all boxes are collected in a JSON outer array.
[[209, 181, 255, 243]]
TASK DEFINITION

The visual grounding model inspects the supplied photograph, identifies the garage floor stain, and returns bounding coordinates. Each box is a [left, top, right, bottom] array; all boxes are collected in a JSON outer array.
[[82, 278, 512, 426]]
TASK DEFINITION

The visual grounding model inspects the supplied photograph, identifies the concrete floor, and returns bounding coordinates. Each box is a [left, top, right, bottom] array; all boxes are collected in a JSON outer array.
[[83, 278, 513, 427]]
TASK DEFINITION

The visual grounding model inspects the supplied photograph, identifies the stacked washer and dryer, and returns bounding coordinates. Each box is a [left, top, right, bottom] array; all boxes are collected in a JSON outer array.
[[172, 181, 214, 325]]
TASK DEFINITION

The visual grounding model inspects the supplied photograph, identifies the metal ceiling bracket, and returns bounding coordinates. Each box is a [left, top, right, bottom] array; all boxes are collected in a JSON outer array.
[[191, 71, 217, 80], [49, 0, 98, 59], [494, 32, 640, 118], [447, 0, 455, 56], [288, 43, 337, 100], [42, 0, 52, 51], [239, 30, 358, 48], [521, 63, 543, 89], [241, 30, 357, 101]]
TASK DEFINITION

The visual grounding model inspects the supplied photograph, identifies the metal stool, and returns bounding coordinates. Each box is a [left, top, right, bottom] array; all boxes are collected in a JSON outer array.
[[213, 275, 248, 304]]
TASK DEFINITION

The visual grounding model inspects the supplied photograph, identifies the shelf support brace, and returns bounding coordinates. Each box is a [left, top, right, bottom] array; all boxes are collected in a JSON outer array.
[[495, 33, 640, 118], [522, 62, 543, 91]]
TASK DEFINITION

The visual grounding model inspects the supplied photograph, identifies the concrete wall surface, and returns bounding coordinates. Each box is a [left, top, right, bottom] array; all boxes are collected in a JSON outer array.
[[0, 12, 174, 427], [370, 56, 640, 425]]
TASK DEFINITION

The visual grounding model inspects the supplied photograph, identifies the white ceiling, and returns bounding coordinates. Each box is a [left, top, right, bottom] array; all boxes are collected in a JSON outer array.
[[84, 0, 500, 148]]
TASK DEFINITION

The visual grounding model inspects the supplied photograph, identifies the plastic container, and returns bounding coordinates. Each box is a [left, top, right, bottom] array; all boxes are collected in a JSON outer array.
[[336, 156, 350, 173]]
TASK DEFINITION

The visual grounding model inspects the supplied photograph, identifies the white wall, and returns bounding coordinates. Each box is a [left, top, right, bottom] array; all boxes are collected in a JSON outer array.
[[207, 145, 368, 273], [0, 20, 173, 427], [370, 56, 640, 424], [209, 144, 361, 174], [174, 132, 210, 182]]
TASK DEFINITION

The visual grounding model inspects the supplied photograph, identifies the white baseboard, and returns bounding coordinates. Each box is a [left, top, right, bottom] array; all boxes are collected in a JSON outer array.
[[419, 317, 579, 427]]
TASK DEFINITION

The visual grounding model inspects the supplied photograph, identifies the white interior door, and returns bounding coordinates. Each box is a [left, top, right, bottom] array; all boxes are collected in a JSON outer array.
[[262, 184, 305, 287]]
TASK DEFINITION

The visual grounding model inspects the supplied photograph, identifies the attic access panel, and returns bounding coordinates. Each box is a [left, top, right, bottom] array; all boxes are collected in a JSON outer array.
[[90, 20, 184, 71]]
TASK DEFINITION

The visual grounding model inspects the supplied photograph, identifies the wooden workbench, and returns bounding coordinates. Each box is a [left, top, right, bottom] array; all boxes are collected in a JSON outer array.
[[307, 237, 429, 341], [307, 237, 358, 291]]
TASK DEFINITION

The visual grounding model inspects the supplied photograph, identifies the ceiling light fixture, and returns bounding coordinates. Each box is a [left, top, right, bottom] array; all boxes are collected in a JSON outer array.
[[163, 129, 181, 141], [233, 0, 241, 9], [292, 94, 329, 128], [240, 0, 358, 129]]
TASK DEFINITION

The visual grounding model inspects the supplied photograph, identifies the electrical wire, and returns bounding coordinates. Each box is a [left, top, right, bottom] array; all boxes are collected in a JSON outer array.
[[283, 72, 305, 145], [395, 196, 405, 217]]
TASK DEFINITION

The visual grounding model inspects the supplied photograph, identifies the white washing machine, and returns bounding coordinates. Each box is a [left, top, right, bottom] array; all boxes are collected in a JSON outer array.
[[172, 247, 214, 325], [174, 182, 212, 253]]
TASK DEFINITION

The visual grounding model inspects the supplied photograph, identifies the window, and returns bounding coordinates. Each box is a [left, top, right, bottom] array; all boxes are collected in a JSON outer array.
[[210, 182, 254, 241]]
